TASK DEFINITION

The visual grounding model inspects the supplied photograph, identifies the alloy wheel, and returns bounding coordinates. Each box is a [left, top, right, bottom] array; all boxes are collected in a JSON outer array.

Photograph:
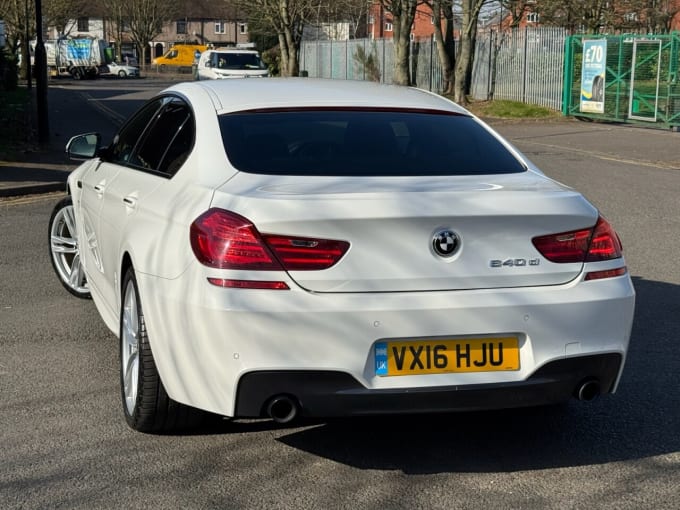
[[121, 281, 139, 416], [49, 199, 90, 297]]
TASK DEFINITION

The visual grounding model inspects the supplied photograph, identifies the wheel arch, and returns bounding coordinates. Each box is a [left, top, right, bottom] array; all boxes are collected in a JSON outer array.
[[120, 252, 133, 291]]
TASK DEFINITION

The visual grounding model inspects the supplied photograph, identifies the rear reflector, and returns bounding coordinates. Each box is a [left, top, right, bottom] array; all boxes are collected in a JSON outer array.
[[191, 209, 349, 270], [584, 267, 627, 281], [208, 278, 290, 290], [532, 216, 622, 264]]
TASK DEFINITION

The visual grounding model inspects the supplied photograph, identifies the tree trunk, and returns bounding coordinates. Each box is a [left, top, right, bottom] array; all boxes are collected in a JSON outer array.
[[392, 34, 410, 85], [278, 33, 290, 76], [389, 0, 418, 86], [453, 35, 471, 104], [284, 26, 299, 76], [432, 0, 455, 95], [453, 0, 484, 105]]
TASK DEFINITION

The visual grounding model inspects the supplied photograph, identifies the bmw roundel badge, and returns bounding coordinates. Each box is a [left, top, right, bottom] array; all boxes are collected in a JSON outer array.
[[432, 229, 460, 257]]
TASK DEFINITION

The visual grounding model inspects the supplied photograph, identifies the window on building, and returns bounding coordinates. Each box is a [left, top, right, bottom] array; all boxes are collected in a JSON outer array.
[[177, 20, 187, 34], [623, 12, 639, 22], [526, 12, 539, 23], [385, 22, 393, 32], [77, 17, 89, 32], [239, 23, 248, 35], [215, 21, 226, 34], [368, 15, 375, 24]]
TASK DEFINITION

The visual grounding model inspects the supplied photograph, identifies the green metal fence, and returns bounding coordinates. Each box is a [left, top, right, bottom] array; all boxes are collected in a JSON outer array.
[[563, 32, 680, 128]]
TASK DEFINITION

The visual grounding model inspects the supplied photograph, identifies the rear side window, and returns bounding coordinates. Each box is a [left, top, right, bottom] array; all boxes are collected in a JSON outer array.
[[131, 99, 195, 176], [219, 109, 525, 176], [108, 99, 163, 165]]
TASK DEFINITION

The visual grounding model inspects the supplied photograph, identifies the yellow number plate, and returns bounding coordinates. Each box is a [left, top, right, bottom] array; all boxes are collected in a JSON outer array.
[[375, 337, 520, 376]]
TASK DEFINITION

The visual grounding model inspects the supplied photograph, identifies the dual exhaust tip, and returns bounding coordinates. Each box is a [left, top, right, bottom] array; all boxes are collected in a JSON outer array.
[[575, 379, 601, 402], [264, 380, 601, 424], [266, 394, 300, 424]]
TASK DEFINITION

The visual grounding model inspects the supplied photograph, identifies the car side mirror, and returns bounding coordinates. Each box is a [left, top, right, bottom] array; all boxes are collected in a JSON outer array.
[[204, 61, 212, 68], [65, 133, 101, 161]]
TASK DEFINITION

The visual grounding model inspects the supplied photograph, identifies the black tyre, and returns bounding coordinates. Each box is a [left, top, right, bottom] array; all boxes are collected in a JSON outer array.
[[48, 196, 91, 299], [119, 267, 206, 433], [592, 75, 604, 102]]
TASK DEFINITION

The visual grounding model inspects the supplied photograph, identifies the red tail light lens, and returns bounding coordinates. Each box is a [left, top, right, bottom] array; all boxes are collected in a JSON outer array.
[[262, 235, 350, 270], [585, 217, 623, 262], [191, 209, 349, 270], [532, 216, 622, 264], [191, 210, 282, 270]]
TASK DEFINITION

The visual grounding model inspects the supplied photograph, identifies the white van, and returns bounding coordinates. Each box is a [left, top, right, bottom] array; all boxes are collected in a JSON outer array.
[[196, 48, 269, 80]]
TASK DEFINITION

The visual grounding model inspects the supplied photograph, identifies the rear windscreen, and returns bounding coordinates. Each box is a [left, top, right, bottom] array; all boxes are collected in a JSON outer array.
[[219, 109, 526, 176], [213, 52, 266, 70]]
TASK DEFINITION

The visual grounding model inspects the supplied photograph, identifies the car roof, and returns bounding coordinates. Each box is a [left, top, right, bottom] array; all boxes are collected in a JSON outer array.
[[165, 78, 467, 115], [208, 48, 259, 54]]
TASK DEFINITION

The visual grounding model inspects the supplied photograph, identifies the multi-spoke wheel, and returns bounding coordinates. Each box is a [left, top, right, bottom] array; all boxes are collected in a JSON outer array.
[[48, 197, 90, 299], [120, 268, 207, 433]]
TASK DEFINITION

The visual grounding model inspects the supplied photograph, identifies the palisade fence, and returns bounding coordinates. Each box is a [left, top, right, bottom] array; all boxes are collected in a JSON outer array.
[[299, 26, 568, 111], [472, 27, 567, 110]]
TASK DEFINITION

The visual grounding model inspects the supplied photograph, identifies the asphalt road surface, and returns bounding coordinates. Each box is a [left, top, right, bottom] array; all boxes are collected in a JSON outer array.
[[1, 81, 679, 509]]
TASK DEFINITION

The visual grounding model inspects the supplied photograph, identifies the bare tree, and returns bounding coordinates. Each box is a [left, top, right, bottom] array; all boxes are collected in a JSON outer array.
[[44, 0, 88, 36], [235, 0, 319, 77], [122, 0, 180, 65], [498, 0, 534, 28], [310, 0, 371, 39], [641, 0, 680, 32], [340, 0, 372, 38], [104, 0, 127, 61], [537, 0, 612, 33], [0, 0, 35, 78]]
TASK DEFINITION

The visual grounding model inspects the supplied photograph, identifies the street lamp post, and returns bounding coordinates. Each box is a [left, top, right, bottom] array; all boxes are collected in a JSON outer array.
[[34, 0, 49, 143], [25, 0, 31, 89]]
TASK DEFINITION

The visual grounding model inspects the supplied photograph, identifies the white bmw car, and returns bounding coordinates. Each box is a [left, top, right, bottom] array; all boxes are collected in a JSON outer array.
[[48, 78, 635, 433]]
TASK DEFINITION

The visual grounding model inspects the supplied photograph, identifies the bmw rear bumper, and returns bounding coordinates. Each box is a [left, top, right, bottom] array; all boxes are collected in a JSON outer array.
[[234, 353, 622, 418]]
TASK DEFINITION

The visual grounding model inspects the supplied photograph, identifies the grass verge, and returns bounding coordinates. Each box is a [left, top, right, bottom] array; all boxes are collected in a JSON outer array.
[[463, 99, 562, 120]]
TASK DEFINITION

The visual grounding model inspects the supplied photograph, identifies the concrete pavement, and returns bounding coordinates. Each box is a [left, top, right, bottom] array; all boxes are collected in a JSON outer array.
[[0, 84, 116, 197], [0, 79, 153, 198]]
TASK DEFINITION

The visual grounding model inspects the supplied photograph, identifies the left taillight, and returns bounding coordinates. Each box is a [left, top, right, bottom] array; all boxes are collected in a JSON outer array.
[[532, 216, 623, 264], [190, 208, 349, 271]]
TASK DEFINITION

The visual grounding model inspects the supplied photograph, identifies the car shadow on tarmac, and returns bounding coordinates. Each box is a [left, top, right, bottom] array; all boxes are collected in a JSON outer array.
[[268, 276, 679, 474]]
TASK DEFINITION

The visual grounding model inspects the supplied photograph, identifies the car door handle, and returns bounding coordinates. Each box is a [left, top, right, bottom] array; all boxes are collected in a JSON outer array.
[[93, 184, 105, 194], [123, 196, 137, 209]]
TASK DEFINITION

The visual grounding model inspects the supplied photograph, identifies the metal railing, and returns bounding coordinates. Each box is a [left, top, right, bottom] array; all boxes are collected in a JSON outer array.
[[301, 28, 567, 111]]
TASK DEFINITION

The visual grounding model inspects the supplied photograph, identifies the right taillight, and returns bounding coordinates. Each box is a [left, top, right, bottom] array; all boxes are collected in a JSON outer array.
[[532, 216, 623, 264], [584, 216, 623, 262], [190, 208, 349, 271]]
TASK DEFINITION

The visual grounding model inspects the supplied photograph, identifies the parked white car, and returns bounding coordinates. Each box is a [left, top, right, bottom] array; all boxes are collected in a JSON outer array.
[[104, 61, 139, 78], [196, 48, 268, 80], [48, 79, 635, 433]]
